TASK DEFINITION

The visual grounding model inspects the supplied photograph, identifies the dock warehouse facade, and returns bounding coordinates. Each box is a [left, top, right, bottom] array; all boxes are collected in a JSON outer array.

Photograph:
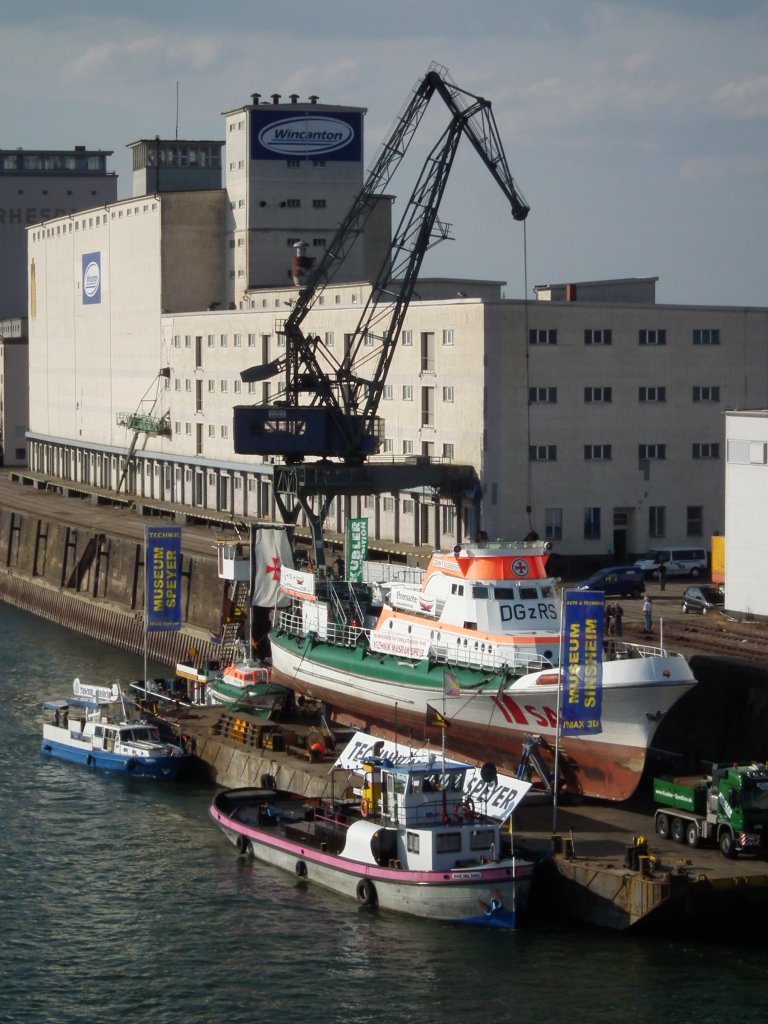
[[25, 88, 768, 559]]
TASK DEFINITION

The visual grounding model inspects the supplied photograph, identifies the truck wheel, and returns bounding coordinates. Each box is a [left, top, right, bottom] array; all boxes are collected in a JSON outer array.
[[655, 813, 670, 839], [685, 821, 700, 848], [719, 830, 737, 859], [671, 817, 685, 843]]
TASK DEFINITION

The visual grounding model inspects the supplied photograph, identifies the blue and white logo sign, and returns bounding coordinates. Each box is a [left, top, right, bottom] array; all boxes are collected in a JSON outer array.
[[252, 110, 362, 162], [82, 252, 101, 305]]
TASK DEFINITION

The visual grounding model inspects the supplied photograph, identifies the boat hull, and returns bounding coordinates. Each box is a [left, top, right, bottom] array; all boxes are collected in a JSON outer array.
[[209, 793, 531, 928], [40, 729, 185, 780], [269, 630, 697, 801]]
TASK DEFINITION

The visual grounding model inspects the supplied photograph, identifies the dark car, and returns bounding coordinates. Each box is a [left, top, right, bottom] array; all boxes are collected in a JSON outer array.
[[681, 584, 724, 614], [575, 566, 645, 598]]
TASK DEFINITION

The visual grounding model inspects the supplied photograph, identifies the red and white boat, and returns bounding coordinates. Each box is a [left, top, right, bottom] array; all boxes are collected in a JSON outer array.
[[268, 540, 698, 801]]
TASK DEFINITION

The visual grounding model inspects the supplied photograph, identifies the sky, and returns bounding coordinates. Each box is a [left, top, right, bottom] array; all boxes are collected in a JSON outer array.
[[3, 0, 767, 307]]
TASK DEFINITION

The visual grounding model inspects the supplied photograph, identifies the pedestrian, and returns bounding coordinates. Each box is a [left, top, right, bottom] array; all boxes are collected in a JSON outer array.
[[642, 595, 653, 634], [613, 601, 624, 637], [605, 602, 615, 636], [658, 562, 667, 591]]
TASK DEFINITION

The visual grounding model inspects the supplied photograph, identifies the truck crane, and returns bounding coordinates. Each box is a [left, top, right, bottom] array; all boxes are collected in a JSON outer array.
[[233, 62, 529, 562]]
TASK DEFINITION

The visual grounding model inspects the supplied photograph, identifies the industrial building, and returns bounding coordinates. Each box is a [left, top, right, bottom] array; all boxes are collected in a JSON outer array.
[[24, 85, 768, 561]]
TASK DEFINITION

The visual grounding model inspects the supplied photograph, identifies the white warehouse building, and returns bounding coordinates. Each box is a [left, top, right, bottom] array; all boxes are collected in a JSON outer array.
[[25, 86, 768, 561]]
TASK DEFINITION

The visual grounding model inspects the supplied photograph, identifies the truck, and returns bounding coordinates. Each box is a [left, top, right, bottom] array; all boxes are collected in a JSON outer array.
[[653, 763, 768, 858]]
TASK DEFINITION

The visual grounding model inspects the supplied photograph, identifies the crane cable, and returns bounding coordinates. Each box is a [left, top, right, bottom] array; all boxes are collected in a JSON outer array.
[[521, 220, 536, 534]]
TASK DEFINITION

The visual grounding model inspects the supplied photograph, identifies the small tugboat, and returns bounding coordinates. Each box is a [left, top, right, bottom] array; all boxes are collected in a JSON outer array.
[[41, 679, 188, 780], [209, 750, 534, 928]]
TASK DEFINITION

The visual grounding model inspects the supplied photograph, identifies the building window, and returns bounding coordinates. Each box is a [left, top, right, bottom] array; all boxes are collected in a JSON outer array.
[[441, 505, 455, 534], [584, 329, 612, 345], [442, 329, 454, 346], [639, 444, 666, 460], [172, 335, 180, 348], [402, 440, 414, 455], [442, 386, 455, 403], [529, 328, 557, 345], [687, 506, 704, 537], [639, 329, 666, 346], [584, 445, 612, 460], [545, 508, 563, 541], [286, 198, 301, 208], [312, 199, 327, 208], [383, 384, 393, 400], [220, 380, 228, 393], [208, 425, 216, 437], [401, 330, 413, 347], [529, 445, 557, 461], [234, 334, 242, 348], [693, 385, 720, 402], [207, 379, 215, 392], [313, 237, 327, 247], [639, 386, 666, 403], [287, 159, 300, 168], [383, 438, 394, 453], [584, 507, 601, 540], [233, 380, 241, 394], [649, 506, 665, 538], [174, 379, 181, 391], [207, 334, 215, 347], [693, 328, 720, 345], [402, 385, 413, 401], [184, 379, 191, 392], [584, 386, 612, 403], [220, 334, 228, 347], [442, 443, 454, 460], [529, 387, 557, 403], [693, 443, 720, 459], [403, 499, 415, 514], [221, 425, 229, 439], [364, 332, 375, 347], [383, 496, 395, 512], [325, 331, 334, 347]]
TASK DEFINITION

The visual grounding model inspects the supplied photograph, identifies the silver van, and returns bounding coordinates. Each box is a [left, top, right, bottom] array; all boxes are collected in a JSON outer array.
[[633, 547, 708, 578]]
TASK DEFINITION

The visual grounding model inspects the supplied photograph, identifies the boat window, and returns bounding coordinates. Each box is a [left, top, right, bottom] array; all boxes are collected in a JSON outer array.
[[469, 829, 496, 851], [519, 587, 539, 600], [449, 772, 465, 792], [94, 726, 103, 738], [451, 583, 464, 596], [472, 586, 489, 599], [540, 585, 556, 598], [436, 832, 462, 853], [494, 587, 515, 600]]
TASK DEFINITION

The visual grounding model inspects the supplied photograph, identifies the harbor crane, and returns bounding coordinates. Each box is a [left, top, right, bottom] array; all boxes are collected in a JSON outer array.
[[233, 62, 529, 560]]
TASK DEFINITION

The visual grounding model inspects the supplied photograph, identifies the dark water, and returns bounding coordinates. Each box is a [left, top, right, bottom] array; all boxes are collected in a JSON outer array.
[[2, 603, 767, 1024]]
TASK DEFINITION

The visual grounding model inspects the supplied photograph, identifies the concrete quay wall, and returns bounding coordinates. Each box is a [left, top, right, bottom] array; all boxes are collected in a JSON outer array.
[[0, 496, 226, 669]]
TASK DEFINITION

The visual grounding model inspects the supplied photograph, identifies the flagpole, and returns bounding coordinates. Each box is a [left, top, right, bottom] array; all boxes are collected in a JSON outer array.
[[143, 526, 148, 689], [552, 588, 566, 833]]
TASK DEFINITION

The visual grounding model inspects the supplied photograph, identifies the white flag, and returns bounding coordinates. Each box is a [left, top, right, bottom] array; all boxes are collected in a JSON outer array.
[[250, 528, 294, 607]]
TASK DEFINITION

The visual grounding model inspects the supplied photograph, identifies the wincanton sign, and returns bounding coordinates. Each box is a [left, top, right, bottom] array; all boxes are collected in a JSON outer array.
[[82, 251, 101, 305], [251, 110, 362, 161], [146, 526, 182, 632], [561, 589, 605, 736]]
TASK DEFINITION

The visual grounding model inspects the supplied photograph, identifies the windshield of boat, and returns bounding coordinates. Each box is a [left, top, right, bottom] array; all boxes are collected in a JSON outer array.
[[122, 727, 161, 743]]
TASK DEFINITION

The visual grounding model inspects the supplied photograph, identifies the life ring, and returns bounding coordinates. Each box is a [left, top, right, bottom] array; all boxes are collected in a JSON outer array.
[[361, 798, 370, 818], [356, 878, 377, 906], [236, 834, 249, 855], [295, 860, 308, 878]]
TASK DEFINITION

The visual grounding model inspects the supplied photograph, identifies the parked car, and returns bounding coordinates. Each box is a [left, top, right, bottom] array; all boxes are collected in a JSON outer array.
[[633, 547, 708, 578], [681, 584, 725, 614], [575, 566, 646, 598]]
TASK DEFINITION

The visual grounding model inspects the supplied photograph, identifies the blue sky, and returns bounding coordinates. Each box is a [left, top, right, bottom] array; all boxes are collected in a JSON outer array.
[[4, 0, 766, 306]]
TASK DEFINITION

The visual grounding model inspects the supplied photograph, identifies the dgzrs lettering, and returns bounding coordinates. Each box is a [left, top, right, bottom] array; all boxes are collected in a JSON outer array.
[[500, 602, 557, 622]]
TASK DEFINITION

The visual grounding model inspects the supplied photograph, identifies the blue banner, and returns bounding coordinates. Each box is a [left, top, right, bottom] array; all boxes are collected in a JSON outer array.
[[82, 252, 101, 305], [251, 109, 362, 162], [561, 590, 605, 735], [146, 526, 182, 632]]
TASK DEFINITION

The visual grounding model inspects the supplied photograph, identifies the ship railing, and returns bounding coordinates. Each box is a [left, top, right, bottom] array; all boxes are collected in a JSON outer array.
[[610, 639, 667, 659], [430, 641, 552, 674]]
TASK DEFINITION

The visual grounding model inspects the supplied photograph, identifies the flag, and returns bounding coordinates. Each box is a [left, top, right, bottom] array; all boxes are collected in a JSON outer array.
[[426, 704, 450, 729], [250, 527, 294, 607], [443, 669, 461, 697]]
